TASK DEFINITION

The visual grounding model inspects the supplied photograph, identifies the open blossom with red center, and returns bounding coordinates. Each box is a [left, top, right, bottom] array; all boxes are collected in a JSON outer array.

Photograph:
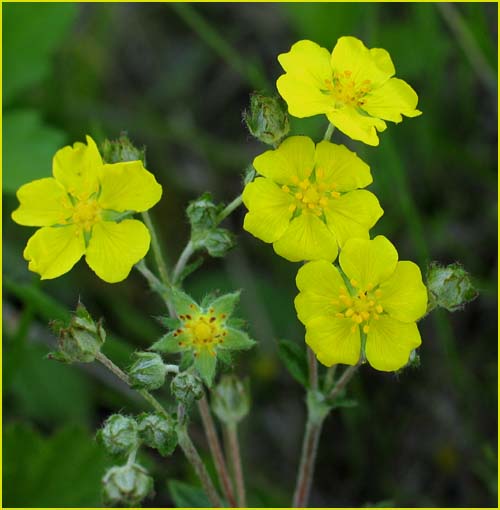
[[277, 37, 421, 146]]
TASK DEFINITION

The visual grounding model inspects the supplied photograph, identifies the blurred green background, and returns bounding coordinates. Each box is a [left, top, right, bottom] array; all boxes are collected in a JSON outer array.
[[3, 2, 497, 508]]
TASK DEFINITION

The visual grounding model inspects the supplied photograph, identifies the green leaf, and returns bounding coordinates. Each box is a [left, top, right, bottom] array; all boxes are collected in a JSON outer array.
[[3, 110, 66, 194], [208, 290, 241, 316], [172, 288, 199, 316], [278, 339, 308, 387], [219, 327, 255, 351], [167, 480, 211, 508], [194, 349, 217, 387], [3, 423, 108, 507], [4, 3, 78, 103]]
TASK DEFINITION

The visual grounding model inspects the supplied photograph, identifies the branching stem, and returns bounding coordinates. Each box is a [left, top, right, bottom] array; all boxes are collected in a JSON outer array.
[[226, 422, 246, 508]]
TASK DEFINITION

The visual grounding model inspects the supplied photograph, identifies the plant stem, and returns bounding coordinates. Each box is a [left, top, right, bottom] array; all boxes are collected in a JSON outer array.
[[307, 347, 318, 390], [323, 123, 335, 141], [217, 194, 243, 223], [328, 363, 360, 401], [198, 394, 237, 507], [172, 241, 195, 284], [226, 422, 246, 508], [324, 365, 337, 392], [292, 418, 324, 508], [135, 259, 175, 316], [177, 428, 223, 508], [95, 352, 221, 505], [141, 211, 171, 288]]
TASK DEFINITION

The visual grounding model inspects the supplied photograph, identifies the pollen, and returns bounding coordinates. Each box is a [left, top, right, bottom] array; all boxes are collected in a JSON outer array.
[[334, 284, 385, 331], [71, 198, 101, 231], [325, 70, 372, 108]]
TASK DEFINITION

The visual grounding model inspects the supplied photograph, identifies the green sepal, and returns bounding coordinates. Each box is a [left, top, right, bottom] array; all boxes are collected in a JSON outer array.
[[155, 316, 182, 330], [226, 317, 247, 329], [171, 288, 199, 316], [151, 332, 186, 354], [179, 351, 195, 371], [194, 350, 217, 387], [200, 291, 220, 309], [218, 327, 255, 351], [137, 412, 178, 457], [208, 291, 241, 317], [217, 349, 233, 367], [278, 339, 308, 388]]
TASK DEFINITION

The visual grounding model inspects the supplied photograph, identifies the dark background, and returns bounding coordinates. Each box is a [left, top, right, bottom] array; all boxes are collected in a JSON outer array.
[[3, 2, 497, 507]]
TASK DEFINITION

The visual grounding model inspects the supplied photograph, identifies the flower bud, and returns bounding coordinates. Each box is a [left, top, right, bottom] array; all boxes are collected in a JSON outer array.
[[137, 412, 178, 456], [199, 228, 235, 258], [49, 302, 105, 363], [243, 93, 290, 146], [102, 463, 153, 507], [97, 414, 139, 457], [128, 352, 167, 391], [212, 375, 250, 425], [426, 262, 478, 312], [170, 371, 204, 406], [101, 133, 146, 165], [187, 192, 221, 231]]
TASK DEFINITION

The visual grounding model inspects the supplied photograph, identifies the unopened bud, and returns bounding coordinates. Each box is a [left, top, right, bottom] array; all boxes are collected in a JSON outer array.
[[137, 413, 178, 457], [212, 375, 250, 425], [128, 352, 167, 391], [97, 414, 139, 457], [170, 371, 203, 406], [426, 262, 478, 312], [243, 93, 290, 146], [101, 133, 146, 165], [102, 463, 153, 507], [49, 302, 105, 363], [200, 228, 235, 258], [187, 192, 221, 231]]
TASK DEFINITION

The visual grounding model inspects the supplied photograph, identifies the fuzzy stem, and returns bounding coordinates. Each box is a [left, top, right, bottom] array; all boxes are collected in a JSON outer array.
[[328, 363, 360, 401], [323, 123, 335, 141], [172, 241, 195, 284], [307, 347, 318, 390], [198, 395, 237, 507], [135, 259, 175, 316], [141, 211, 171, 288], [217, 194, 243, 223], [226, 422, 246, 508]]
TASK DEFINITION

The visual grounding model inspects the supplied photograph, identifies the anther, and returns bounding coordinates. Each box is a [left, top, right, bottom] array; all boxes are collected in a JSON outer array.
[[350, 278, 358, 287], [282, 185, 290, 193], [289, 204, 297, 213], [345, 308, 354, 317], [335, 312, 345, 319], [363, 325, 370, 334], [376, 305, 383, 314], [299, 179, 309, 190]]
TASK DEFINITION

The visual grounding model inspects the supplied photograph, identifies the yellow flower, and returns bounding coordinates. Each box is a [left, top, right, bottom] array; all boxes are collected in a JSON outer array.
[[242, 136, 383, 262], [295, 236, 428, 371], [11, 135, 162, 283], [277, 37, 421, 146]]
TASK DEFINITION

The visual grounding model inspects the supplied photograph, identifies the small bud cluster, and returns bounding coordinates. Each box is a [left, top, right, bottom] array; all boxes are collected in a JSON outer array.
[[49, 302, 105, 363], [187, 192, 235, 259]]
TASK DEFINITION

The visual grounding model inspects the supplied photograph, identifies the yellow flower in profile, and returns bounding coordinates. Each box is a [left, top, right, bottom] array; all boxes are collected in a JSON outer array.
[[295, 236, 427, 371], [12, 135, 162, 283], [242, 136, 383, 262], [277, 37, 421, 146]]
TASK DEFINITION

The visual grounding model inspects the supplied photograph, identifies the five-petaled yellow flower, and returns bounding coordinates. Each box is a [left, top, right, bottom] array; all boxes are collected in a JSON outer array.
[[295, 236, 427, 371], [277, 37, 421, 146], [242, 136, 383, 262], [12, 135, 162, 283]]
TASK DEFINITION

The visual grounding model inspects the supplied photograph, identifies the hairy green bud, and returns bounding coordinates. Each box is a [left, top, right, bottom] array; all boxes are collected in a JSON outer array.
[[101, 132, 146, 165], [243, 93, 290, 146], [187, 192, 221, 231], [97, 414, 139, 457], [199, 228, 235, 258], [128, 352, 167, 391], [212, 375, 250, 425], [102, 463, 153, 507], [137, 413, 178, 456], [170, 371, 203, 406], [49, 301, 105, 363], [426, 262, 478, 312]]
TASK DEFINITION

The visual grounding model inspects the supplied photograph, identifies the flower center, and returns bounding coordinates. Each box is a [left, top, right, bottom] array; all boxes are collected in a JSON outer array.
[[334, 279, 384, 333], [281, 171, 340, 218], [176, 309, 228, 355], [323, 70, 372, 108], [71, 198, 102, 231]]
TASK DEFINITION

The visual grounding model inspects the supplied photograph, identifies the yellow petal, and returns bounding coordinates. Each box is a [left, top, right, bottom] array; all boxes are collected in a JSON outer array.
[[325, 190, 383, 247], [362, 78, 421, 123], [52, 135, 102, 199], [378, 261, 428, 322], [305, 315, 361, 367], [253, 136, 315, 184], [315, 141, 372, 191], [331, 36, 392, 87], [327, 106, 387, 146], [339, 235, 398, 289], [295, 260, 347, 324], [369, 47, 395, 76], [277, 40, 334, 117], [23, 225, 85, 279], [242, 177, 295, 243], [365, 315, 421, 371], [273, 212, 338, 262], [98, 161, 162, 212], [85, 220, 150, 283], [12, 178, 72, 226]]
